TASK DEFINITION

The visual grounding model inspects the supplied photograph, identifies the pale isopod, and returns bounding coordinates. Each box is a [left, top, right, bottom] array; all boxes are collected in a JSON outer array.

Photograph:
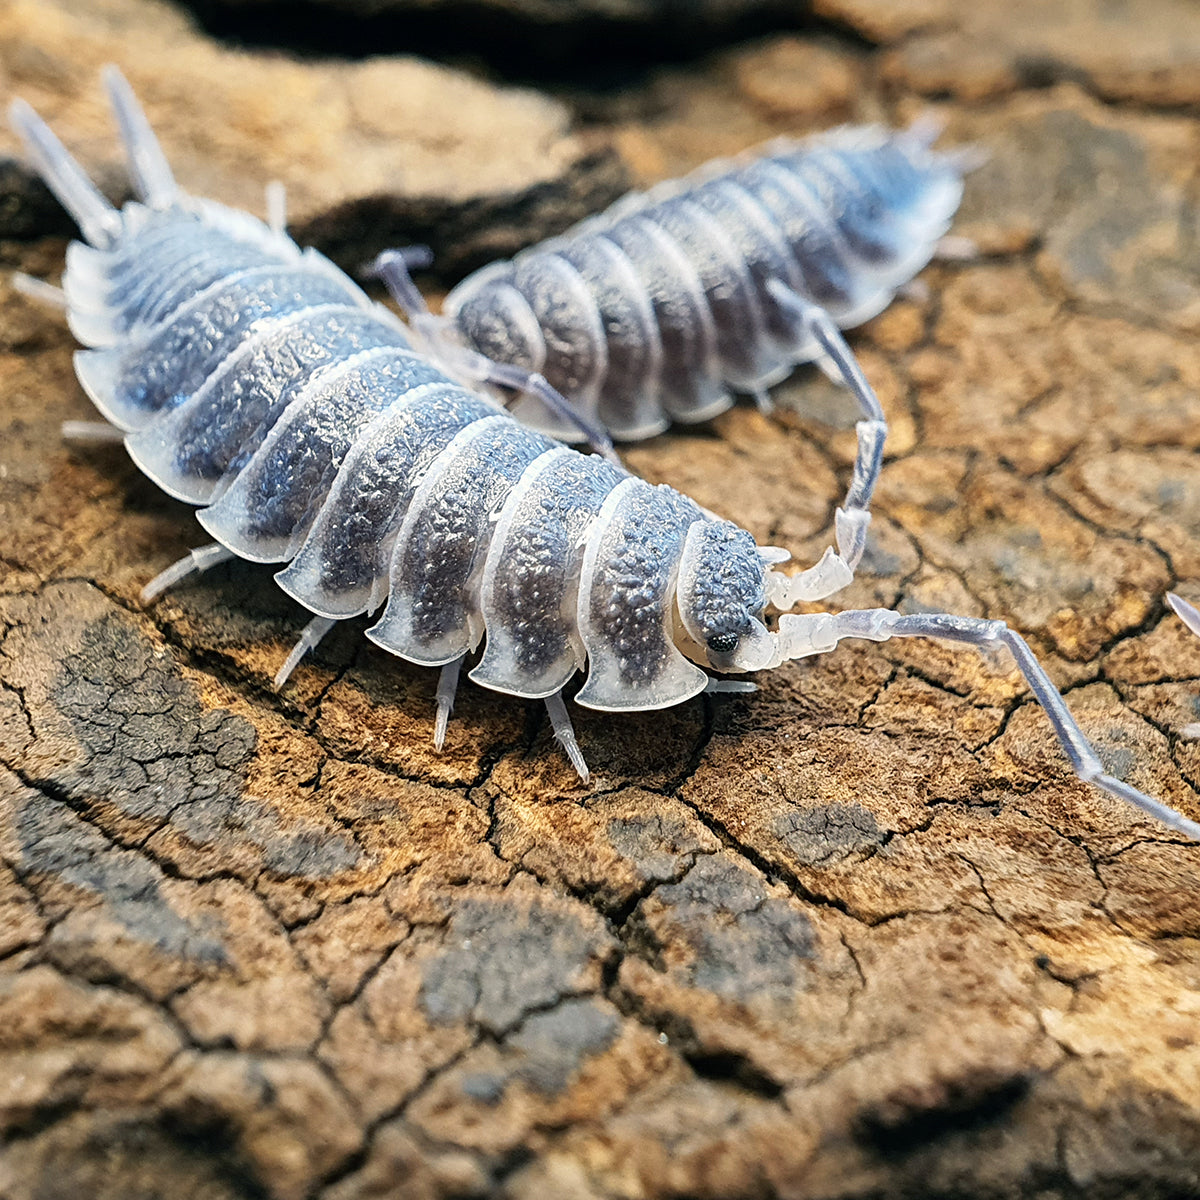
[[434, 122, 967, 436], [10, 68, 1199, 842]]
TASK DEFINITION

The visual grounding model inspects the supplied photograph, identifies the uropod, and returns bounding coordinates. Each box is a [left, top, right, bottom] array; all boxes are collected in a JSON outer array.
[[9, 69, 1200, 843]]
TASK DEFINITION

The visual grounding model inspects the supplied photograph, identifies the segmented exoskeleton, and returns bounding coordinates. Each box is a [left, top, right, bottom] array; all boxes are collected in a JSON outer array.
[[443, 124, 964, 436], [10, 69, 1200, 842], [379, 120, 968, 600]]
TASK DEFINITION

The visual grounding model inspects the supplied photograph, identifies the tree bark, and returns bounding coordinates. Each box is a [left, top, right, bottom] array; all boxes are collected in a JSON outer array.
[[3, 1, 1200, 1196]]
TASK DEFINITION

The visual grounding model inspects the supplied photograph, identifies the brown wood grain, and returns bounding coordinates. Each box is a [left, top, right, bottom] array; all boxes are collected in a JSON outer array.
[[2, 1, 1200, 1195]]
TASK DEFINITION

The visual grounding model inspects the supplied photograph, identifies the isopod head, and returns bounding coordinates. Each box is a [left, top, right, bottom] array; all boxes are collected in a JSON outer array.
[[675, 521, 776, 673]]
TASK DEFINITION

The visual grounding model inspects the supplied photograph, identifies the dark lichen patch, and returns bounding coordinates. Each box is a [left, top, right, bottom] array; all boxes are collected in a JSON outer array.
[[605, 811, 715, 886], [773, 802, 884, 867], [458, 1071, 507, 1104], [483, 782, 719, 916], [44, 611, 357, 879], [451, 999, 620, 1104], [15, 795, 227, 968], [165, 791, 360, 880], [1017, 111, 1157, 275], [52, 613, 256, 818], [419, 886, 613, 1034], [653, 851, 767, 916], [959, 103, 1200, 326], [648, 855, 816, 1001], [690, 902, 816, 1001], [505, 998, 620, 1095]]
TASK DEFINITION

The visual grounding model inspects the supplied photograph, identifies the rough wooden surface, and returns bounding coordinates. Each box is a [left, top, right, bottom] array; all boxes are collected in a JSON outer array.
[[0, 0, 625, 274], [3, 2, 1200, 1197]]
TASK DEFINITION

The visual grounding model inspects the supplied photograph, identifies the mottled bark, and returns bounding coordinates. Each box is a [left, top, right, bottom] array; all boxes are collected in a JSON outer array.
[[2, 1, 1200, 1197]]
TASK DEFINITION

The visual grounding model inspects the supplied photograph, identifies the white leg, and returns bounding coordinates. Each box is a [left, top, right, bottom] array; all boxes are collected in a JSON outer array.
[[767, 606, 1200, 841], [545, 690, 589, 782], [265, 180, 287, 237], [1168, 592, 1200, 638], [704, 678, 757, 694], [465, 354, 619, 464], [812, 349, 848, 384], [11, 272, 68, 310], [766, 280, 888, 606], [140, 543, 235, 605], [896, 278, 931, 304], [901, 112, 946, 151], [934, 234, 979, 261], [62, 420, 125, 443], [365, 246, 436, 320], [433, 655, 465, 750], [274, 614, 337, 692], [1168, 594, 1200, 737]]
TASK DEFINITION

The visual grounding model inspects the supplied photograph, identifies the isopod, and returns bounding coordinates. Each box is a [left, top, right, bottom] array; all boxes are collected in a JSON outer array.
[[376, 116, 969, 594], [10, 68, 1200, 842], [386, 114, 968, 448]]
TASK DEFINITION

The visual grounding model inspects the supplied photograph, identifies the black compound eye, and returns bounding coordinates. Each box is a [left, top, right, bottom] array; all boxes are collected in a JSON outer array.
[[706, 631, 739, 654]]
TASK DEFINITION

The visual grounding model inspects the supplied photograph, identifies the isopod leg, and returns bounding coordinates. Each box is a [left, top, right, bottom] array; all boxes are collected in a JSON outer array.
[[62, 420, 125, 443], [469, 357, 619, 465], [11, 272, 68, 310], [434, 655, 465, 750], [766, 280, 887, 605], [896, 278, 931, 305], [275, 615, 337, 692], [770, 607, 1200, 840], [934, 234, 978, 262], [1168, 592, 1200, 639], [545, 691, 590, 783], [140, 542, 235, 605], [365, 247, 438, 319], [704, 678, 757, 694], [1168, 595, 1200, 739]]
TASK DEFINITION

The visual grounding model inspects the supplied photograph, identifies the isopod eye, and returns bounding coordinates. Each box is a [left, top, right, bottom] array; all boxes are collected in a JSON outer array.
[[706, 631, 739, 654]]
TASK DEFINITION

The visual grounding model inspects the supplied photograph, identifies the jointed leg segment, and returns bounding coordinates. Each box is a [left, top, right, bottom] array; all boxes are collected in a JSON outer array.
[[275, 615, 337, 692], [770, 606, 1200, 840], [545, 690, 589, 782], [140, 542, 235, 604], [434, 655, 464, 750], [62, 420, 126, 443], [11, 272, 68, 309], [766, 279, 888, 606]]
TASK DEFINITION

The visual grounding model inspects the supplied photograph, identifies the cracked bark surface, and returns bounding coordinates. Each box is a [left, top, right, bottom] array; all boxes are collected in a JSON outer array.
[[3, 1, 1200, 1197]]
